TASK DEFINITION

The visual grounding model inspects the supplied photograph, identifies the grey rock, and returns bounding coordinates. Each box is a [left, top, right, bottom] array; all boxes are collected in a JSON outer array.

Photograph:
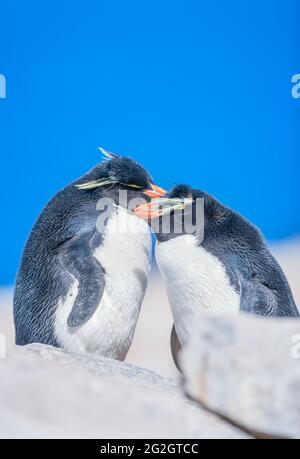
[[24, 343, 178, 390], [0, 344, 249, 439], [180, 313, 300, 439]]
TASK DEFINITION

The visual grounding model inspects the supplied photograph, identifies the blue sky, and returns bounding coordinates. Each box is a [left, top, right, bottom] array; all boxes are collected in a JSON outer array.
[[0, 1, 299, 285]]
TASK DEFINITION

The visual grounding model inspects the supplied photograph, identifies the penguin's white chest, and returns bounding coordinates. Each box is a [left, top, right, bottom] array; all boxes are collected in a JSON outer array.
[[155, 235, 240, 345], [55, 207, 152, 359]]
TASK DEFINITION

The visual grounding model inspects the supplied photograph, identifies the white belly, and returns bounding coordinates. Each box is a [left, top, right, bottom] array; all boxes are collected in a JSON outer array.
[[155, 235, 240, 346], [55, 206, 152, 359]]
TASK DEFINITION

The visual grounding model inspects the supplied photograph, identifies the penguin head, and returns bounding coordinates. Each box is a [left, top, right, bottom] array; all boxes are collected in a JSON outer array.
[[167, 184, 195, 200], [133, 184, 198, 241], [134, 184, 226, 242], [75, 148, 166, 210]]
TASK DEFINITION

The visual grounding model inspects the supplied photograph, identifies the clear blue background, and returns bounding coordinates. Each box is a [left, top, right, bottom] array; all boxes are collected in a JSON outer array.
[[0, 1, 299, 285]]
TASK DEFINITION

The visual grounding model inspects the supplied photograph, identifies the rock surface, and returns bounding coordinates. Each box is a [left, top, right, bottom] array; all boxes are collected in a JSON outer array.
[[0, 344, 249, 439], [181, 313, 300, 439]]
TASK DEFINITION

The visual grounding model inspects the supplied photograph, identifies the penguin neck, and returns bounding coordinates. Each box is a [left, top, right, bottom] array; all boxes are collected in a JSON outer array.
[[155, 234, 240, 346]]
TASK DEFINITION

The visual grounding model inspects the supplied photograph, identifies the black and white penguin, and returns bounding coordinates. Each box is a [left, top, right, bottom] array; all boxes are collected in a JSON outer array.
[[134, 184, 299, 366], [14, 149, 165, 360]]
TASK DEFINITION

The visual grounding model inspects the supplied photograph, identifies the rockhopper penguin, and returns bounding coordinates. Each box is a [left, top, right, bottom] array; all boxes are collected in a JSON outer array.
[[134, 185, 299, 367], [14, 149, 165, 360]]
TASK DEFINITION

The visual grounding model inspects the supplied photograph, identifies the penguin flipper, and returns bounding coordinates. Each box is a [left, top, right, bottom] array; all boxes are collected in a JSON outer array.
[[62, 232, 106, 328], [239, 277, 288, 317], [170, 324, 182, 372], [239, 278, 273, 316]]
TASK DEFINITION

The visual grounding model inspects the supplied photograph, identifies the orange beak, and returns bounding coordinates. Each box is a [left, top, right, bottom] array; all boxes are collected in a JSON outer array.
[[133, 202, 162, 220], [144, 183, 166, 198], [134, 196, 193, 220]]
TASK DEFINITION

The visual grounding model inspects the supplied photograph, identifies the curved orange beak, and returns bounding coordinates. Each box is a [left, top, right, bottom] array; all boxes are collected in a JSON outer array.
[[133, 202, 162, 219], [134, 197, 193, 220], [144, 183, 166, 198]]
